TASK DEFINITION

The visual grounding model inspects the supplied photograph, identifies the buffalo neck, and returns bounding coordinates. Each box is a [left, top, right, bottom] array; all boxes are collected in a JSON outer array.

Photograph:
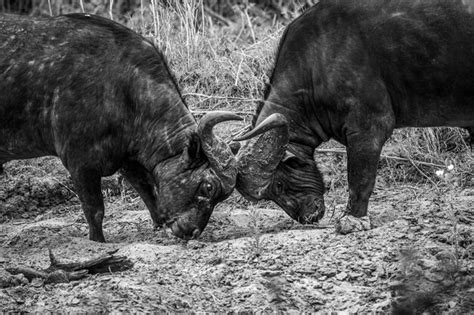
[[126, 73, 197, 170], [256, 93, 329, 158]]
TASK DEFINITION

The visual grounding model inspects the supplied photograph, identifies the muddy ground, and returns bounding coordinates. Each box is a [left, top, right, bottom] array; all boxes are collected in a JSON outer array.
[[0, 155, 473, 313]]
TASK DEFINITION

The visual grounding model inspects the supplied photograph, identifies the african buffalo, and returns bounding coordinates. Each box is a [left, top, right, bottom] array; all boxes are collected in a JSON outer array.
[[0, 13, 244, 242], [235, 0, 474, 232]]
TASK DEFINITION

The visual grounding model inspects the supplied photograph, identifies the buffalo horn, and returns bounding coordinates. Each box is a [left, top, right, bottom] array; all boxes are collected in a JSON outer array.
[[234, 113, 290, 200], [233, 113, 288, 141], [198, 111, 243, 191]]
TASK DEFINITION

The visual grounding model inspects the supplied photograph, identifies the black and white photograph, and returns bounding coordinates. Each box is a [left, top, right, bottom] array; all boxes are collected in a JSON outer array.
[[1, 0, 473, 312]]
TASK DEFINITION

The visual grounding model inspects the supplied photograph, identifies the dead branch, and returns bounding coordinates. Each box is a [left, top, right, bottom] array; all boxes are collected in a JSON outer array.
[[315, 148, 445, 169], [5, 249, 133, 285], [191, 110, 254, 118]]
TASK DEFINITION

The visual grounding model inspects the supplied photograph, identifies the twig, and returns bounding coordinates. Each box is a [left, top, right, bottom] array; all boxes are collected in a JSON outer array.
[[232, 125, 252, 138], [243, 5, 256, 43], [183, 92, 261, 103], [47, 0, 52, 16], [191, 110, 254, 117], [203, 5, 233, 26], [315, 148, 445, 168], [109, 0, 114, 20], [406, 157, 438, 186], [234, 56, 244, 86]]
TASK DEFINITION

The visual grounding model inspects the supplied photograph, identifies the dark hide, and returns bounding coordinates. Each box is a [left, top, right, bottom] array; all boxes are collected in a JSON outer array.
[[0, 13, 239, 242], [239, 0, 474, 222]]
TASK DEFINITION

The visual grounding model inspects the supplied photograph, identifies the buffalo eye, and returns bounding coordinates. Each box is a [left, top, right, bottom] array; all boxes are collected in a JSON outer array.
[[275, 180, 284, 194], [199, 182, 214, 198]]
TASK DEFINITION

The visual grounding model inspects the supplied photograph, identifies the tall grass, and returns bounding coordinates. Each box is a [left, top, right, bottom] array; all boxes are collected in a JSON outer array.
[[138, 2, 473, 186], [4, 0, 473, 186], [129, 0, 283, 118]]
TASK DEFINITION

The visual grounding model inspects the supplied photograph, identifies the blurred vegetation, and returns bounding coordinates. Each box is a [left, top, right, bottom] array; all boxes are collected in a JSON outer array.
[[0, 0, 316, 18]]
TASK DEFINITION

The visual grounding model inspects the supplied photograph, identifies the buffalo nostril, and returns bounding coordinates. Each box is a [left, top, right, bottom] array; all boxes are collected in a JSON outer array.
[[191, 228, 201, 239]]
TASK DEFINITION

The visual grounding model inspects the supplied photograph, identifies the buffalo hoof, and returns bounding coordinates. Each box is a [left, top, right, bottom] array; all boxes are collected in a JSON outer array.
[[335, 215, 371, 235]]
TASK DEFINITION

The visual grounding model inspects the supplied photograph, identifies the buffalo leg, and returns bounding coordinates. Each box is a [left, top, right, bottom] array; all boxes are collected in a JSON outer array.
[[336, 131, 390, 234], [345, 133, 388, 218], [70, 169, 106, 242], [120, 162, 164, 227]]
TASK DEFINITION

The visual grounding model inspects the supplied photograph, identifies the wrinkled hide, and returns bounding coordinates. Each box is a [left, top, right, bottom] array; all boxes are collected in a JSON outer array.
[[0, 13, 241, 242], [236, 0, 474, 223]]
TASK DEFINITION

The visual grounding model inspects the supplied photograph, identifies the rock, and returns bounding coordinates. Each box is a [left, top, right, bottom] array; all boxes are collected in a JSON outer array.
[[260, 270, 283, 277], [335, 272, 348, 281], [335, 216, 371, 235], [319, 268, 337, 277], [420, 258, 437, 269], [230, 211, 253, 228], [322, 282, 333, 293]]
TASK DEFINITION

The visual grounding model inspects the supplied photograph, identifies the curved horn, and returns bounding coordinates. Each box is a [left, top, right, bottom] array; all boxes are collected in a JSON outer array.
[[198, 111, 243, 192], [235, 113, 289, 200], [234, 113, 288, 141]]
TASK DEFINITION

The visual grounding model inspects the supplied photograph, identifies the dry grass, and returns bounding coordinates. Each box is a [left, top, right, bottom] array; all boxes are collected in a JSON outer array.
[[131, 1, 473, 187]]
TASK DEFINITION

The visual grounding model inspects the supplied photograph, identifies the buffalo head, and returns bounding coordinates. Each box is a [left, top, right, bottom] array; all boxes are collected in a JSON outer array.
[[152, 111, 242, 239], [234, 114, 325, 224]]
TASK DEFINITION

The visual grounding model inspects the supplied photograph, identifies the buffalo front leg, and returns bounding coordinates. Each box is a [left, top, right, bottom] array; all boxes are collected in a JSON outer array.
[[70, 169, 106, 242], [336, 131, 391, 234], [120, 162, 164, 228]]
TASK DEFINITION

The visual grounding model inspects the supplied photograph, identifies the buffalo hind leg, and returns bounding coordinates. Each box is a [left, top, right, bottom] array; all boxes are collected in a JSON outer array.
[[70, 168, 106, 242], [466, 127, 473, 153], [336, 130, 392, 234], [120, 161, 164, 228]]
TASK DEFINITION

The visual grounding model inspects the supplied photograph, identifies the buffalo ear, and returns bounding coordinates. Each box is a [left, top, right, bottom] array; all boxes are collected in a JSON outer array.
[[282, 151, 309, 168], [229, 141, 241, 155], [182, 133, 204, 168], [281, 151, 296, 162]]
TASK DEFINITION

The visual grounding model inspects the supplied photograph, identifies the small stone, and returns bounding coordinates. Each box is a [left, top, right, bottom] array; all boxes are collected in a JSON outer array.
[[320, 268, 337, 277], [335, 272, 347, 281], [313, 282, 323, 289], [335, 216, 371, 235], [186, 240, 206, 249], [260, 270, 282, 277], [322, 282, 333, 292], [420, 258, 437, 269], [348, 272, 362, 279], [31, 278, 44, 287]]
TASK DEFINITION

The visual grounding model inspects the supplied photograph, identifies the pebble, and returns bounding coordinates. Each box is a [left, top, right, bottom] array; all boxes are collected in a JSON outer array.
[[319, 268, 337, 277], [335, 272, 347, 281], [322, 282, 333, 292], [260, 270, 282, 277]]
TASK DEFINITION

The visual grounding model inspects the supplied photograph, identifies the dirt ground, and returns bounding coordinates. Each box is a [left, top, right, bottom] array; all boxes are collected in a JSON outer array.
[[0, 157, 473, 313]]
